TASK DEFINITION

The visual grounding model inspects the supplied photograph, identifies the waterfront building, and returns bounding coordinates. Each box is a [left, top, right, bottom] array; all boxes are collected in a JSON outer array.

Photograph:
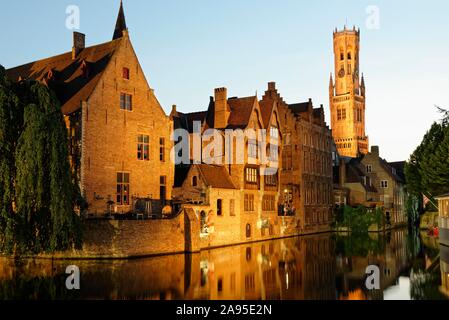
[[260, 83, 334, 234], [172, 88, 283, 247], [329, 26, 369, 158], [436, 194, 449, 247], [334, 146, 407, 227], [6, 2, 174, 216]]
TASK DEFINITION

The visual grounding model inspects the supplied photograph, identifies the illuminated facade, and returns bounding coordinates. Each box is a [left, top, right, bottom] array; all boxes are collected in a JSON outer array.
[[329, 26, 369, 158]]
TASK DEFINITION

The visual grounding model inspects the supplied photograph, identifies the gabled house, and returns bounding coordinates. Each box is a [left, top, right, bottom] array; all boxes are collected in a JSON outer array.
[[260, 82, 334, 234], [336, 146, 407, 227], [172, 87, 282, 247], [7, 2, 174, 216]]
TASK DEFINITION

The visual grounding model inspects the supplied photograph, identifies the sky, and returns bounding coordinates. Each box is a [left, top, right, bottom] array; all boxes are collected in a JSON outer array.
[[1, 0, 449, 162]]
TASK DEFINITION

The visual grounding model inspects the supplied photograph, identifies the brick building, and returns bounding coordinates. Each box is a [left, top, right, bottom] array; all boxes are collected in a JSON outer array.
[[334, 146, 407, 227], [260, 82, 334, 234], [172, 87, 283, 247], [6, 2, 174, 216], [329, 27, 369, 158]]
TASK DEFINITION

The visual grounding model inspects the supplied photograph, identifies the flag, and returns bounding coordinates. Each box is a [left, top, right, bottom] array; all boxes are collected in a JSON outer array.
[[423, 194, 430, 207]]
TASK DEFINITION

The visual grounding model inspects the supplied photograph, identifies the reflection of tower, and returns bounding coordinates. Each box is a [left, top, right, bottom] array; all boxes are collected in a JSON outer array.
[[329, 26, 369, 158]]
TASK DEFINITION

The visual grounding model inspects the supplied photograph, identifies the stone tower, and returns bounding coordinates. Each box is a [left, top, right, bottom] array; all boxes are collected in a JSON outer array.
[[329, 26, 369, 158]]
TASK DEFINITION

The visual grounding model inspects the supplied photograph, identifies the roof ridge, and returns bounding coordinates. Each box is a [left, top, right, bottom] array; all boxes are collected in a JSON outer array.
[[7, 38, 122, 72]]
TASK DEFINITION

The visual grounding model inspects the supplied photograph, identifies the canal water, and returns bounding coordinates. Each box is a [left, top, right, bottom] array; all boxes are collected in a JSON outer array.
[[0, 228, 447, 300]]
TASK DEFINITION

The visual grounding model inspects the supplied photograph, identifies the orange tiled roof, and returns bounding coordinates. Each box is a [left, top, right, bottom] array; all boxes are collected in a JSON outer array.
[[226, 96, 256, 129], [196, 164, 237, 189]]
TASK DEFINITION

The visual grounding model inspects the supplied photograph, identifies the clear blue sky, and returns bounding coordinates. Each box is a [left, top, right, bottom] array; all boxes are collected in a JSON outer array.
[[1, 0, 449, 162]]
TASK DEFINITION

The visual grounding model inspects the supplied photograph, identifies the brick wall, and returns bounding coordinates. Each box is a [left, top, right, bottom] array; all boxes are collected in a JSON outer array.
[[47, 210, 199, 259]]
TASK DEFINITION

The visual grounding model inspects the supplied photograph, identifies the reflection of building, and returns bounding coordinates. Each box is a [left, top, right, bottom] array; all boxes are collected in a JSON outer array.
[[440, 245, 449, 298], [6, 2, 174, 216], [336, 229, 409, 300], [436, 194, 449, 247], [334, 146, 407, 227], [189, 235, 336, 300], [329, 27, 369, 158]]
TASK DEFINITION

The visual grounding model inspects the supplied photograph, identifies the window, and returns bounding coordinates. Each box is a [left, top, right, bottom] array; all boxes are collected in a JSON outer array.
[[248, 140, 258, 159], [159, 138, 165, 162], [192, 176, 198, 187], [246, 224, 252, 238], [267, 143, 279, 161], [244, 194, 255, 212], [348, 52, 352, 60], [120, 93, 132, 111], [283, 149, 293, 170], [262, 195, 276, 212], [230, 199, 235, 216], [381, 180, 389, 189], [340, 52, 344, 61], [116, 172, 130, 205], [366, 165, 372, 173], [284, 133, 291, 146], [200, 211, 207, 233], [160, 176, 167, 204], [217, 199, 223, 216], [264, 173, 277, 187], [337, 109, 342, 121], [137, 135, 149, 161], [245, 167, 258, 184], [270, 126, 279, 141], [342, 108, 346, 119], [122, 67, 130, 80]]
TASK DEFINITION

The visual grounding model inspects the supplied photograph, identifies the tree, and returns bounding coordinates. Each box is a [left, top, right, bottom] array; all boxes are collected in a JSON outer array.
[[405, 107, 449, 213], [0, 67, 20, 252], [0, 65, 82, 255]]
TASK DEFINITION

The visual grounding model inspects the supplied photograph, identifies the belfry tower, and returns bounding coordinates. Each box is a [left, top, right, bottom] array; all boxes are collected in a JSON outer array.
[[329, 26, 369, 158]]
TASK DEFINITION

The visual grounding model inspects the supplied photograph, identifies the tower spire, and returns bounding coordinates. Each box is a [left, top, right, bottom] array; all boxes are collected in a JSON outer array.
[[113, 0, 127, 40]]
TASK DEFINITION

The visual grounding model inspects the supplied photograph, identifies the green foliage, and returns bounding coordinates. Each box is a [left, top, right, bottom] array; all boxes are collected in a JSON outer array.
[[335, 233, 385, 256], [336, 205, 383, 234], [405, 110, 449, 208], [0, 65, 82, 255]]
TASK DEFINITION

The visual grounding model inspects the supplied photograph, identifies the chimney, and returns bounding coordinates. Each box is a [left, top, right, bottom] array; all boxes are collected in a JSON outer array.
[[371, 146, 380, 156], [214, 87, 229, 129], [72, 32, 85, 60]]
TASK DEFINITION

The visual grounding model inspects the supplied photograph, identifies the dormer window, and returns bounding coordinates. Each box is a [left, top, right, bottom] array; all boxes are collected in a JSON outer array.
[[192, 176, 198, 187], [122, 67, 130, 80]]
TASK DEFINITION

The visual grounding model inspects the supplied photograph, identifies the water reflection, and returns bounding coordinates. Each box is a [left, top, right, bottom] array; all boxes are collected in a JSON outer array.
[[0, 229, 447, 300]]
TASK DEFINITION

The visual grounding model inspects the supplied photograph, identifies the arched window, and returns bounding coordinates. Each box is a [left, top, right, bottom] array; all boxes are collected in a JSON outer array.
[[246, 224, 251, 238], [347, 52, 352, 60], [192, 176, 198, 187]]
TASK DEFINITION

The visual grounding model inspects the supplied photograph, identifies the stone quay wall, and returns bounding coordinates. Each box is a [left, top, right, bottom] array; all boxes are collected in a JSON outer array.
[[46, 209, 200, 259]]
